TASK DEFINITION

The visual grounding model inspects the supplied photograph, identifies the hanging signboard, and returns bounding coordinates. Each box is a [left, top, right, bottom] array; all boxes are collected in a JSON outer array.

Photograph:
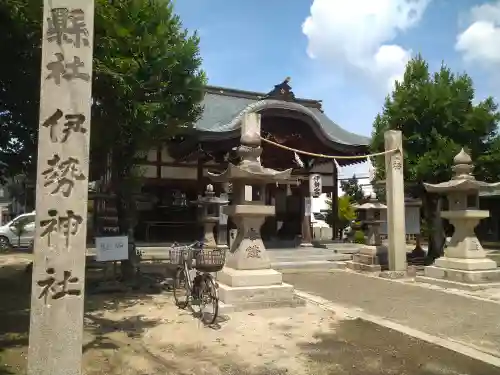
[[309, 174, 322, 198]]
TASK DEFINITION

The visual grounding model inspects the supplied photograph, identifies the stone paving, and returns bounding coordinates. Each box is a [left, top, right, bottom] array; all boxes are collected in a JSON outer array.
[[284, 270, 500, 357]]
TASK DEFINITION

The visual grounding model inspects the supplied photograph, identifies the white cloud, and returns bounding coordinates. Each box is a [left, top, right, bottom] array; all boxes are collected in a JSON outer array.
[[456, 1, 500, 67], [302, 0, 431, 92]]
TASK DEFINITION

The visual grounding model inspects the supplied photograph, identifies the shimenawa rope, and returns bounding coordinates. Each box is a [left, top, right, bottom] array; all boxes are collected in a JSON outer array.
[[259, 136, 398, 160]]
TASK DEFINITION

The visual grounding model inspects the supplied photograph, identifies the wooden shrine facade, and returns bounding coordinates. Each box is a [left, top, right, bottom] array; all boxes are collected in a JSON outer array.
[[100, 79, 370, 244]]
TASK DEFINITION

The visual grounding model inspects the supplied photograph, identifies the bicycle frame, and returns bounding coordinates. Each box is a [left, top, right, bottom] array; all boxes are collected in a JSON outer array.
[[180, 246, 204, 298], [181, 251, 194, 292]]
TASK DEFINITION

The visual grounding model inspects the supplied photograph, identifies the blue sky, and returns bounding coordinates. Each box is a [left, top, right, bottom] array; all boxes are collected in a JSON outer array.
[[173, 0, 500, 179]]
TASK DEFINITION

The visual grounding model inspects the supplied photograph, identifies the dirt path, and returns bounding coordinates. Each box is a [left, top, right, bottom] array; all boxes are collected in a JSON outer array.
[[1, 256, 500, 374]]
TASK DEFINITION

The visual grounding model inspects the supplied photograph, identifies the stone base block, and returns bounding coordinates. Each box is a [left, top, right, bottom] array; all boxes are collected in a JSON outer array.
[[218, 297, 305, 314], [218, 282, 301, 310], [360, 245, 387, 256], [345, 261, 381, 272], [434, 257, 497, 271], [415, 276, 500, 291], [422, 265, 500, 284], [216, 267, 301, 311], [353, 253, 379, 265], [217, 267, 282, 287], [346, 246, 388, 273]]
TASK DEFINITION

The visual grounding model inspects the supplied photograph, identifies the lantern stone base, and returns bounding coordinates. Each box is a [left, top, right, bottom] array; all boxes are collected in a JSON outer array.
[[416, 257, 500, 290], [345, 245, 388, 272], [216, 267, 304, 312]]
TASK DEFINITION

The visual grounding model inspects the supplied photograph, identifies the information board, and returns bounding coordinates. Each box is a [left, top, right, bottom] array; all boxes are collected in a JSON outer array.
[[95, 236, 129, 262]]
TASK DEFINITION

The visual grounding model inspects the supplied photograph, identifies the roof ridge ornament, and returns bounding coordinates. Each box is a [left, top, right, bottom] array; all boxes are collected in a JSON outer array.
[[264, 77, 296, 102]]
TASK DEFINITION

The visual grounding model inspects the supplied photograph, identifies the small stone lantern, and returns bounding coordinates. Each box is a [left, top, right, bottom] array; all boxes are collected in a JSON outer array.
[[193, 184, 229, 250], [418, 148, 500, 289], [346, 192, 388, 272], [355, 192, 387, 246]]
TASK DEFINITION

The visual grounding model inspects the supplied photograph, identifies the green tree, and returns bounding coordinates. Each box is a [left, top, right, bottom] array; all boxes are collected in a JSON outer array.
[[0, 0, 41, 181], [92, 0, 206, 277], [0, 0, 206, 277], [340, 175, 365, 203], [326, 195, 356, 231], [370, 55, 500, 261]]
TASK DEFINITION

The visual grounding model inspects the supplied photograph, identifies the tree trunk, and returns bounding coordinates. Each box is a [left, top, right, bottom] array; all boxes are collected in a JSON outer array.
[[112, 150, 139, 281], [424, 192, 445, 264]]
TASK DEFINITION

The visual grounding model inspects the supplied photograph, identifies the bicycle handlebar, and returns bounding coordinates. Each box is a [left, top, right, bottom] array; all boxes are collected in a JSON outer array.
[[170, 241, 204, 250]]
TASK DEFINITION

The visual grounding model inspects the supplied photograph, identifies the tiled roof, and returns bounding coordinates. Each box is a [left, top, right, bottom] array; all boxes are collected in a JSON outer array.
[[194, 85, 370, 147]]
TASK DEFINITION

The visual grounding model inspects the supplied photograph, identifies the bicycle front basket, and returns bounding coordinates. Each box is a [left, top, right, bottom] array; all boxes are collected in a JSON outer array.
[[168, 247, 194, 266], [195, 248, 226, 273]]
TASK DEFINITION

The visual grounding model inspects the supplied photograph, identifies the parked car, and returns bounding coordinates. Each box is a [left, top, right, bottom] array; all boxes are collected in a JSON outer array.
[[311, 212, 330, 228], [0, 211, 36, 250]]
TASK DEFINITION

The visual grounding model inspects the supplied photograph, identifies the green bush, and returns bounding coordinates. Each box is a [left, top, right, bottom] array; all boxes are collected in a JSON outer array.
[[353, 230, 366, 244]]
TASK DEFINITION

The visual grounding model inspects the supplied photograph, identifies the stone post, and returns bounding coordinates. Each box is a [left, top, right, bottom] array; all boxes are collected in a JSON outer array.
[[384, 130, 406, 271], [28, 2, 94, 375]]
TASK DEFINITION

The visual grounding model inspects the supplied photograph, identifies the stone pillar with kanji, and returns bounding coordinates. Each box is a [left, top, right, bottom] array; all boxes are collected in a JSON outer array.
[[28, 2, 94, 375], [384, 130, 407, 272]]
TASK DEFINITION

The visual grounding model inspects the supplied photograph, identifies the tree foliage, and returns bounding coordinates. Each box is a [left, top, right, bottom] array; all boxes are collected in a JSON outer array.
[[0, 0, 206, 179], [0, 0, 206, 277], [370, 55, 500, 260], [340, 175, 365, 203], [0, 0, 42, 181], [90, 0, 206, 243], [326, 195, 356, 230]]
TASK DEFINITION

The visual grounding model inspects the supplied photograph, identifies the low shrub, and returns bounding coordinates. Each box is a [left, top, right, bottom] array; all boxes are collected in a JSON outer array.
[[353, 230, 366, 244]]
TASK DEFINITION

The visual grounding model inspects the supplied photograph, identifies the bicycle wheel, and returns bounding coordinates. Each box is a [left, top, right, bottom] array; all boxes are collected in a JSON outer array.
[[173, 267, 190, 309], [197, 275, 219, 325]]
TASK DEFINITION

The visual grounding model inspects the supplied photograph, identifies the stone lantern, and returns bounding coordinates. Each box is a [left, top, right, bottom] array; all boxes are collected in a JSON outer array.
[[346, 192, 388, 272], [417, 148, 500, 289], [207, 112, 300, 311], [356, 192, 387, 246], [193, 184, 229, 250]]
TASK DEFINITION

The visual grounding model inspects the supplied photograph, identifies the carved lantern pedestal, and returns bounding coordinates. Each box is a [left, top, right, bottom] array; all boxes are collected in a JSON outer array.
[[346, 194, 388, 273], [208, 112, 303, 312], [416, 149, 500, 290]]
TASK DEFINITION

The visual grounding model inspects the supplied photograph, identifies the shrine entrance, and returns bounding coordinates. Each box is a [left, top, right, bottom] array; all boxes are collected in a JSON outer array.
[[166, 80, 369, 246]]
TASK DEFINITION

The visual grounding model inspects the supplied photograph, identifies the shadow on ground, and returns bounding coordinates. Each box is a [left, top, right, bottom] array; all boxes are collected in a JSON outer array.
[[0, 262, 168, 374], [300, 318, 500, 375]]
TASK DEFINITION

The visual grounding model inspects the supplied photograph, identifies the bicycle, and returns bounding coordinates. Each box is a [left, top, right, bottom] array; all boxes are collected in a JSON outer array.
[[170, 241, 225, 325]]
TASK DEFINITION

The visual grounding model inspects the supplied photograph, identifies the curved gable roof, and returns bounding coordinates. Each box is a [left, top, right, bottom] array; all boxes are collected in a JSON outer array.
[[194, 85, 370, 147]]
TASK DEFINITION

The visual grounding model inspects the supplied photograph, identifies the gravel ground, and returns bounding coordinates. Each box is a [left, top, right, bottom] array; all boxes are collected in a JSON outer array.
[[1, 254, 500, 374]]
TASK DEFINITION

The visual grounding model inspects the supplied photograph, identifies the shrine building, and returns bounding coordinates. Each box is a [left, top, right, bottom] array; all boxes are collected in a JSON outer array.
[[92, 79, 370, 245]]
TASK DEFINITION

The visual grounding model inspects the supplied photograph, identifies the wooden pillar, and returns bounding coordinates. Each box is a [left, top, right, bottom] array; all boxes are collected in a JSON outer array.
[[196, 158, 205, 240], [196, 157, 204, 196], [156, 146, 162, 180], [300, 177, 313, 247], [331, 161, 339, 240]]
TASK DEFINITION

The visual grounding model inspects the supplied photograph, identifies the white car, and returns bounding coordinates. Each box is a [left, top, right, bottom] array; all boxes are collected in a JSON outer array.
[[0, 211, 36, 250], [311, 212, 330, 228]]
